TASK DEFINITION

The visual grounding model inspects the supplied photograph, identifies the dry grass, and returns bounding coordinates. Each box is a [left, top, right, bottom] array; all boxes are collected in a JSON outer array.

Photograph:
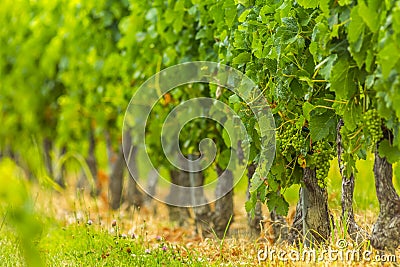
[[30, 181, 399, 266]]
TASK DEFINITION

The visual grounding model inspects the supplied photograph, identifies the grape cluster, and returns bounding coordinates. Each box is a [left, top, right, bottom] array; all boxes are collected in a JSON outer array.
[[278, 123, 306, 157], [363, 109, 383, 144], [312, 141, 334, 188]]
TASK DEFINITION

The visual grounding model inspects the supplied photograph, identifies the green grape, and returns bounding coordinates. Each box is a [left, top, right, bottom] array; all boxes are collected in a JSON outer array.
[[363, 109, 383, 144], [312, 141, 334, 188], [277, 123, 306, 157]]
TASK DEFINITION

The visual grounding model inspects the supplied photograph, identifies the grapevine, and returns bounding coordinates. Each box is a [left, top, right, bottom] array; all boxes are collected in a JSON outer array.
[[1, 0, 400, 232]]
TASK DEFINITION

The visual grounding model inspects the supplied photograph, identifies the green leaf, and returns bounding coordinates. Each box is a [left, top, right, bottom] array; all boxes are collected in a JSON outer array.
[[348, 6, 365, 50], [377, 38, 400, 79], [252, 31, 263, 59], [338, 0, 352, 6], [229, 94, 240, 104], [218, 149, 231, 169], [318, 54, 338, 80], [233, 30, 248, 50], [238, 9, 251, 23], [319, 0, 330, 16], [330, 55, 357, 100], [358, 0, 379, 33], [224, 0, 237, 28], [362, 49, 374, 72], [259, 4, 276, 19], [245, 191, 257, 215], [393, 5, 400, 36], [276, 17, 299, 44], [302, 102, 315, 121], [222, 128, 231, 148], [378, 139, 400, 164], [342, 102, 362, 131], [209, 3, 224, 25], [249, 171, 264, 193], [172, 14, 184, 33], [297, 0, 318, 8], [309, 110, 337, 142], [232, 52, 251, 64], [245, 198, 256, 213], [394, 163, 400, 192], [376, 92, 394, 121], [267, 175, 279, 191], [266, 192, 289, 216]]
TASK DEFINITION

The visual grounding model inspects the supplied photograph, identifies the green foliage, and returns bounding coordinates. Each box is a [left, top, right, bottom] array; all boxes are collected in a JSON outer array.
[[1, 222, 207, 266], [2, 0, 400, 217]]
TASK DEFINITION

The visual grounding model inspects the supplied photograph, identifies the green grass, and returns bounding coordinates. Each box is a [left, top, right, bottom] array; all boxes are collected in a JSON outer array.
[[0, 221, 209, 266], [0, 232, 24, 266]]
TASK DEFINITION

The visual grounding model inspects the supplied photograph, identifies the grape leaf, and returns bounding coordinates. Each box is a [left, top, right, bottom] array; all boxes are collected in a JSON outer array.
[[276, 17, 299, 44], [232, 51, 251, 64], [224, 0, 237, 28], [238, 9, 251, 23], [358, 0, 379, 33], [342, 102, 362, 131], [233, 30, 248, 50], [249, 171, 264, 193], [229, 94, 240, 104], [319, 0, 330, 16], [348, 6, 365, 51], [309, 110, 337, 142], [378, 139, 400, 164], [338, 0, 352, 6], [218, 149, 231, 169], [395, 163, 400, 192], [318, 54, 338, 80], [222, 128, 231, 148], [297, 0, 318, 9], [266, 192, 289, 216], [377, 38, 400, 79], [302, 102, 315, 121], [330, 55, 357, 100]]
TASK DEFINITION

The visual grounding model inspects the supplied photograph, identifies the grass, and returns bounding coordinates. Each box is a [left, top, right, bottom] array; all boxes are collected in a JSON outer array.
[[0, 222, 208, 266], [0, 154, 399, 266]]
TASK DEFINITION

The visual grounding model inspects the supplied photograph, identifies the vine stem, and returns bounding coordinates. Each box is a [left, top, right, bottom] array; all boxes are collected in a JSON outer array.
[[314, 105, 335, 110], [323, 98, 348, 104]]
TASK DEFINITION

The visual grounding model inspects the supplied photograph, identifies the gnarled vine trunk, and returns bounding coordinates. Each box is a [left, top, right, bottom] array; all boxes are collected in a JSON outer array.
[[125, 145, 144, 208], [55, 146, 67, 188], [213, 164, 234, 238], [191, 168, 212, 237], [77, 127, 98, 195], [43, 137, 54, 179], [144, 169, 158, 205], [86, 127, 98, 196], [166, 154, 211, 231], [370, 130, 400, 252], [108, 146, 124, 210], [166, 168, 191, 226], [336, 119, 368, 244], [109, 130, 143, 210], [288, 167, 331, 246]]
